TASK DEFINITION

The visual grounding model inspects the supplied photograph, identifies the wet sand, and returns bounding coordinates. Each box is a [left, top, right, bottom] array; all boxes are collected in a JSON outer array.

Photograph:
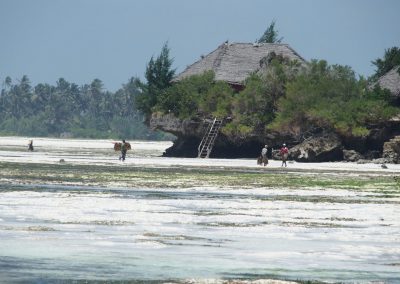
[[0, 137, 399, 283]]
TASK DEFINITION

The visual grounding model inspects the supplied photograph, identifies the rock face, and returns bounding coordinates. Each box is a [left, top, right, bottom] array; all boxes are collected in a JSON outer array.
[[150, 113, 276, 158], [150, 112, 400, 162], [149, 112, 206, 137], [343, 149, 363, 162], [383, 136, 400, 164], [150, 113, 202, 157], [289, 133, 343, 162]]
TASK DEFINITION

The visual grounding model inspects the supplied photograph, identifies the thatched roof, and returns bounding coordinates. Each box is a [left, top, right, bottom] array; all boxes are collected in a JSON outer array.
[[376, 66, 400, 97], [173, 42, 305, 85]]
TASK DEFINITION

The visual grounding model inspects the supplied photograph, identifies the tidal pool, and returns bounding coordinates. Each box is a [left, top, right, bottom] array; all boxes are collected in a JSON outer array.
[[0, 137, 399, 283]]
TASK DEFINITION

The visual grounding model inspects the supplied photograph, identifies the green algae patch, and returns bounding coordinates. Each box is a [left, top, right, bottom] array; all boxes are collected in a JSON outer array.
[[0, 161, 399, 195]]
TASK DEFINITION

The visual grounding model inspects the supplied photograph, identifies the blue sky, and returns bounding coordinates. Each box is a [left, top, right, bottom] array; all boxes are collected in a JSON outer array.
[[0, 0, 399, 91]]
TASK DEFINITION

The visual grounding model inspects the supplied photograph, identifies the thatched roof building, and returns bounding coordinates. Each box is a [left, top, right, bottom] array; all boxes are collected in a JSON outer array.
[[376, 66, 400, 97], [173, 42, 305, 88]]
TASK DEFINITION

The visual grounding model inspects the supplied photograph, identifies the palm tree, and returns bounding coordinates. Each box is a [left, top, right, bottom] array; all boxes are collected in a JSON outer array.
[[257, 20, 283, 44]]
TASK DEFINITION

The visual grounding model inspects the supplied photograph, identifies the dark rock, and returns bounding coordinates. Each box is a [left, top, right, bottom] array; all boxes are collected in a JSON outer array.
[[149, 112, 400, 162], [357, 157, 392, 164], [212, 139, 266, 158], [163, 136, 200, 158], [341, 120, 400, 156], [343, 149, 363, 162], [289, 133, 343, 162], [366, 127, 393, 150], [382, 136, 400, 164], [357, 159, 371, 164], [151, 113, 287, 158], [150, 112, 206, 137], [364, 150, 382, 160], [163, 136, 269, 159], [372, 158, 391, 164]]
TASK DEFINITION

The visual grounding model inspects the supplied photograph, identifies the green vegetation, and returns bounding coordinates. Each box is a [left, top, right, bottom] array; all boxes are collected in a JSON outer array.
[[0, 43, 179, 140], [1, 161, 399, 195], [257, 20, 283, 43], [270, 60, 398, 137], [0, 76, 171, 140], [135, 45, 399, 140], [156, 71, 234, 119], [135, 43, 236, 121], [225, 55, 303, 137], [135, 42, 176, 117], [371, 46, 400, 80]]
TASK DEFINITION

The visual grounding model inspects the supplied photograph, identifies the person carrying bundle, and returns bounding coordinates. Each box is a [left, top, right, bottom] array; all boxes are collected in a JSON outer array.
[[114, 139, 131, 161]]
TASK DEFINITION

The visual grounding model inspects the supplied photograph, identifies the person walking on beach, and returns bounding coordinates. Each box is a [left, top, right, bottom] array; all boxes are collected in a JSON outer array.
[[28, 140, 34, 151], [280, 143, 289, 167], [261, 144, 268, 166], [119, 139, 128, 162]]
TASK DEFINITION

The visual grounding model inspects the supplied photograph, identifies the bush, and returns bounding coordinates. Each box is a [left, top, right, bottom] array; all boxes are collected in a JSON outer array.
[[157, 71, 235, 120], [199, 80, 234, 118], [269, 60, 399, 137]]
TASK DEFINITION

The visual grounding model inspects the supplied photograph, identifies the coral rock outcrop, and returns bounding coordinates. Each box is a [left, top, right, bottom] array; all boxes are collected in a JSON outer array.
[[289, 133, 343, 162], [383, 136, 400, 164]]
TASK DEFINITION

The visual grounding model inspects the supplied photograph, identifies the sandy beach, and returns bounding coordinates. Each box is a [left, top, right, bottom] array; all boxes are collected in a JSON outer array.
[[0, 137, 399, 283], [0, 136, 399, 173]]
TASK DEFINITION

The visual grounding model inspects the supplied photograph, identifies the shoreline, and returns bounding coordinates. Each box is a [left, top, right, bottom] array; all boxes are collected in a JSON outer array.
[[1, 151, 399, 174], [0, 136, 399, 175], [1, 136, 399, 175]]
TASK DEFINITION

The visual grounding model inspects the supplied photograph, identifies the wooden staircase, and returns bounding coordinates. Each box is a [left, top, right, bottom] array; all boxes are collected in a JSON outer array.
[[198, 118, 223, 158]]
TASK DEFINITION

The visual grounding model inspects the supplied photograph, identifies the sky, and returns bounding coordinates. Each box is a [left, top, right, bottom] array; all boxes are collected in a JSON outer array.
[[0, 0, 399, 91]]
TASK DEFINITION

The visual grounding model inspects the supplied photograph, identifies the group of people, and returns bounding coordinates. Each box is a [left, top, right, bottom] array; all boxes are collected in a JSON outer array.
[[118, 142, 286, 166], [27, 139, 290, 166], [259, 143, 289, 167]]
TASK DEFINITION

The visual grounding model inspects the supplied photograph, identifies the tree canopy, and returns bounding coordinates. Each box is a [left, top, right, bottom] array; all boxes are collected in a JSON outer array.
[[270, 60, 398, 137], [371, 47, 400, 80], [0, 76, 171, 140], [0, 42, 177, 140], [135, 42, 176, 117], [257, 20, 283, 44]]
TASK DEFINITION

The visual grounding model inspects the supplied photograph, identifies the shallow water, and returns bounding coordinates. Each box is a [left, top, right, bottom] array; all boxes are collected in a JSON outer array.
[[0, 137, 399, 283]]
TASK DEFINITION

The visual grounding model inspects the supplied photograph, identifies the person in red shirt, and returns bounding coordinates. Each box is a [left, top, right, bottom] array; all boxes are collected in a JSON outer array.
[[280, 143, 289, 167]]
